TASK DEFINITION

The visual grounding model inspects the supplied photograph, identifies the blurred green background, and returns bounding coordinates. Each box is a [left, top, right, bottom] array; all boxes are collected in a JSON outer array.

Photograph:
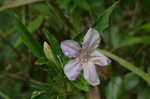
[[0, 0, 150, 99]]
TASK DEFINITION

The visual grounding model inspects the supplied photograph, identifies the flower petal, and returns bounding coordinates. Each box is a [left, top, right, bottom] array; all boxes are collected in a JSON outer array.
[[90, 50, 111, 66], [64, 58, 82, 80], [82, 28, 100, 49], [61, 40, 81, 57], [83, 62, 100, 86]]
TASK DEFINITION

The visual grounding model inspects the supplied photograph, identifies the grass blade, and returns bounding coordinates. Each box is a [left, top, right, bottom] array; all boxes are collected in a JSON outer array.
[[98, 49, 150, 84], [13, 15, 44, 57], [113, 36, 150, 51], [93, 1, 119, 31], [0, 0, 44, 12]]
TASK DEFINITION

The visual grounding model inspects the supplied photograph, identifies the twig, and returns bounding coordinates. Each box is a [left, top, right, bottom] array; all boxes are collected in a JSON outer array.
[[0, 71, 49, 85]]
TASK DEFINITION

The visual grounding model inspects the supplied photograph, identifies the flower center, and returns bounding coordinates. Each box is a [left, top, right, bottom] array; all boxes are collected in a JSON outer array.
[[78, 49, 90, 64]]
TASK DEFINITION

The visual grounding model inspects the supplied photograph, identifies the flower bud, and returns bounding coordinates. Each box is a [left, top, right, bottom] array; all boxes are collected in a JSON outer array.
[[43, 41, 55, 61]]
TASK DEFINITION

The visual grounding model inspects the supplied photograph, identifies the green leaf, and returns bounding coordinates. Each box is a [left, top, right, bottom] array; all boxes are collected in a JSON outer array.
[[124, 73, 140, 91], [0, 0, 44, 12], [33, 3, 62, 29], [74, 1, 119, 41], [35, 57, 48, 65], [93, 1, 119, 31], [13, 15, 44, 57], [31, 91, 50, 99], [113, 36, 150, 51], [43, 29, 63, 63], [28, 16, 44, 33], [0, 91, 10, 99], [73, 76, 89, 92], [105, 77, 125, 99], [73, 31, 86, 42], [98, 49, 150, 84], [139, 22, 150, 31], [33, 3, 52, 16], [15, 15, 44, 47], [106, 26, 120, 48], [30, 83, 50, 90]]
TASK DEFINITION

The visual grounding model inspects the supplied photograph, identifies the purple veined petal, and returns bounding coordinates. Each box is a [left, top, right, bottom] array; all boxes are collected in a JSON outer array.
[[90, 50, 111, 66], [82, 28, 100, 50], [64, 58, 82, 81], [61, 40, 81, 57], [83, 62, 100, 86]]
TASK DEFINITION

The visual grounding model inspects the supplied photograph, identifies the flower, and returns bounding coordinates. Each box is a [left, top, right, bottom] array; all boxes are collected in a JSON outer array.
[[60, 28, 111, 86]]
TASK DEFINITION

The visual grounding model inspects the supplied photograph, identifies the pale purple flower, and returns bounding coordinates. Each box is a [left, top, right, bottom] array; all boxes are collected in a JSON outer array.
[[61, 28, 111, 86]]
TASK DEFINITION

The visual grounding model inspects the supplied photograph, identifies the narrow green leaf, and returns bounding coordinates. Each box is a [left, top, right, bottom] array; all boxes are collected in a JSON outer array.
[[98, 49, 150, 84], [28, 16, 44, 33], [139, 22, 150, 31], [124, 73, 140, 91], [33, 3, 52, 16], [15, 16, 44, 47], [93, 1, 119, 31], [105, 77, 125, 99], [113, 36, 150, 51], [33, 3, 63, 32], [30, 83, 50, 90], [35, 57, 47, 65], [31, 91, 50, 99], [43, 29, 63, 61], [74, 1, 119, 41], [107, 26, 120, 48], [0, 0, 44, 12], [73, 76, 89, 92], [0, 91, 10, 99], [13, 15, 44, 57], [73, 31, 86, 42]]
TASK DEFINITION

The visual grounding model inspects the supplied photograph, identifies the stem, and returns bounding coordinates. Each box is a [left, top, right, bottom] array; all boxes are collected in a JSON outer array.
[[88, 87, 101, 99], [0, 71, 49, 85]]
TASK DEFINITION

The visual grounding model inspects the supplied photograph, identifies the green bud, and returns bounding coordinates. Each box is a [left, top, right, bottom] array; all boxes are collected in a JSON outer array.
[[43, 41, 55, 61]]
